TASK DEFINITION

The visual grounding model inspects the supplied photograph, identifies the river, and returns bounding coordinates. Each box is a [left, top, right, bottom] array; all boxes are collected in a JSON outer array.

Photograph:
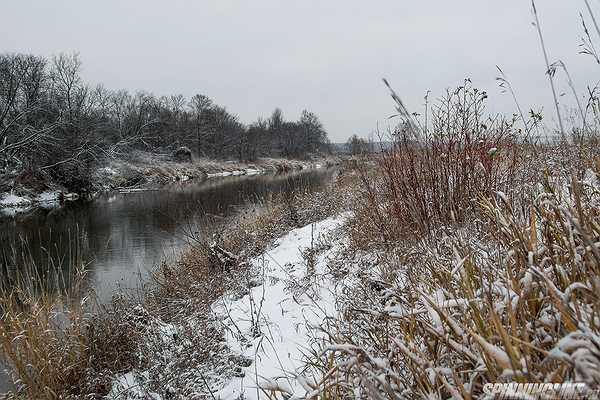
[[0, 168, 336, 393]]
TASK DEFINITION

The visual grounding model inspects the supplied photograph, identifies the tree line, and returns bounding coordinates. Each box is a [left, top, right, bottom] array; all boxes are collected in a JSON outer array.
[[0, 52, 330, 190]]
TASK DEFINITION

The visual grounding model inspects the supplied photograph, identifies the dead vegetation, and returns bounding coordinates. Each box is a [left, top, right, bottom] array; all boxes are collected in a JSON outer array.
[[93, 151, 338, 192], [306, 150, 600, 398], [0, 170, 350, 399], [297, 2, 600, 397]]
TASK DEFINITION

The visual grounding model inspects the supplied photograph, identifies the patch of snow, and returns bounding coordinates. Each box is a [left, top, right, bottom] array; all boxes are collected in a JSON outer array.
[[214, 214, 349, 399], [207, 171, 233, 178], [0, 206, 31, 217], [99, 166, 119, 176], [0, 193, 34, 216], [118, 188, 151, 194], [0, 193, 31, 206], [37, 191, 60, 203], [37, 191, 61, 210], [245, 168, 262, 176], [107, 371, 162, 400], [107, 309, 180, 400], [63, 193, 80, 201]]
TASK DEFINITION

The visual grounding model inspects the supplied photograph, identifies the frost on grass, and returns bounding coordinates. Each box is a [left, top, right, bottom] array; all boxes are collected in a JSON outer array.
[[304, 167, 600, 398], [0, 193, 31, 206], [105, 302, 240, 400]]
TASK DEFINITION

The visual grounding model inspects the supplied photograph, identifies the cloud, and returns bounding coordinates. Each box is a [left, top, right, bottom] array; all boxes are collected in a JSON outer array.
[[1, 0, 595, 141]]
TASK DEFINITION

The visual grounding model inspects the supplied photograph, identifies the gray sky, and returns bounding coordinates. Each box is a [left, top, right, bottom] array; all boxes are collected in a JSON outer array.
[[2, 1, 597, 141]]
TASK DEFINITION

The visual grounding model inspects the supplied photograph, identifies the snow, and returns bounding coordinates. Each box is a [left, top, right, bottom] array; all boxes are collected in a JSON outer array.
[[37, 191, 60, 203], [0, 193, 31, 206], [205, 162, 327, 179], [63, 193, 79, 200], [0, 193, 34, 216], [99, 166, 119, 176], [213, 215, 347, 399], [106, 308, 181, 400], [245, 168, 262, 176], [108, 372, 161, 400], [118, 188, 154, 193], [0, 191, 63, 215], [207, 171, 233, 178], [206, 168, 266, 178], [0, 206, 31, 217]]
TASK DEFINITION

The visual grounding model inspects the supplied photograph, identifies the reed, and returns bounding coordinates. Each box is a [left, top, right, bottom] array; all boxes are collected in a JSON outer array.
[[0, 233, 91, 399]]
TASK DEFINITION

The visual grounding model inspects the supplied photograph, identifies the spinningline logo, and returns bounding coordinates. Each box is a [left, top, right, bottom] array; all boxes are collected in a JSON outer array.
[[483, 382, 599, 399]]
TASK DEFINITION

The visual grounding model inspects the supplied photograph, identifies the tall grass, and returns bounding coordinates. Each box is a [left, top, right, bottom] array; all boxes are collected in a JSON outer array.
[[310, 161, 600, 397], [357, 81, 519, 244], [0, 234, 147, 399], [0, 234, 91, 399], [302, 2, 600, 398]]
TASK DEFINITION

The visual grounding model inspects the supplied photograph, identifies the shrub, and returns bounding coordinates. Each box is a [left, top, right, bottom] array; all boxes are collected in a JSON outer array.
[[172, 146, 193, 163], [47, 161, 94, 194], [371, 81, 519, 240]]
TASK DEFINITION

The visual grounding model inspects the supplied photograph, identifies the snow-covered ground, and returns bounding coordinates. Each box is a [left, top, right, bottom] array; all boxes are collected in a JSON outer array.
[[0, 193, 33, 217], [205, 167, 269, 178], [0, 191, 62, 216], [107, 213, 350, 399], [0, 193, 31, 207], [213, 215, 348, 399], [205, 162, 325, 179]]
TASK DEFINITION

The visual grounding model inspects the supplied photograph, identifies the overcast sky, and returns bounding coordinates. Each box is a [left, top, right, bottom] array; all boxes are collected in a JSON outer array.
[[2, 1, 597, 141]]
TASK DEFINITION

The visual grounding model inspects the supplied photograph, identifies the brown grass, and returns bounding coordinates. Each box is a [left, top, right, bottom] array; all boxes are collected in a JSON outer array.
[[0, 170, 350, 399], [348, 81, 520, 251], [307, 151, 600, 398]]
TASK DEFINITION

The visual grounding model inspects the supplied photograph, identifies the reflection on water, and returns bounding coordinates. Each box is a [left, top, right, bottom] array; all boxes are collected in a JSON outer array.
[[0, 169, 335, 393], [0, 169, 335, 304]]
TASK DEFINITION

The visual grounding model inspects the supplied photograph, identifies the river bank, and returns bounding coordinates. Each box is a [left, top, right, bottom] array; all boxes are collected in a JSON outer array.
[[0, 152, 340, 217], [0, 166, 354, 399], [3, 138, 600, 398], [100, 140, 600, 399]]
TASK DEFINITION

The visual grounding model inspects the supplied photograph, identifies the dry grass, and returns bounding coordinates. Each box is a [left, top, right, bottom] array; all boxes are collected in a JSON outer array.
[[147, 178, 349, 323], [94, 151, 339, 191], [299, 4, 600, 396], [0, 170, 350, 399], [348, 82, 519, 250], [307, 151, 600, 398], [0, 242, 93, 399]]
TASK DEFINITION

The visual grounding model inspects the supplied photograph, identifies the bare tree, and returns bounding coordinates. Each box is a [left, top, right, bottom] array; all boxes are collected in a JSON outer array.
[[0, 54, 62, 170], [51, 52, 84, 122], [0, 51, 332, 188], [189, 94, 213, 156], [347, 134, 369, 155]]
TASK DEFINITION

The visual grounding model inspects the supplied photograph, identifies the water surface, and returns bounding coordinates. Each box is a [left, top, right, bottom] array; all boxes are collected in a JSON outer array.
[[0, 169, 335, 304]]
